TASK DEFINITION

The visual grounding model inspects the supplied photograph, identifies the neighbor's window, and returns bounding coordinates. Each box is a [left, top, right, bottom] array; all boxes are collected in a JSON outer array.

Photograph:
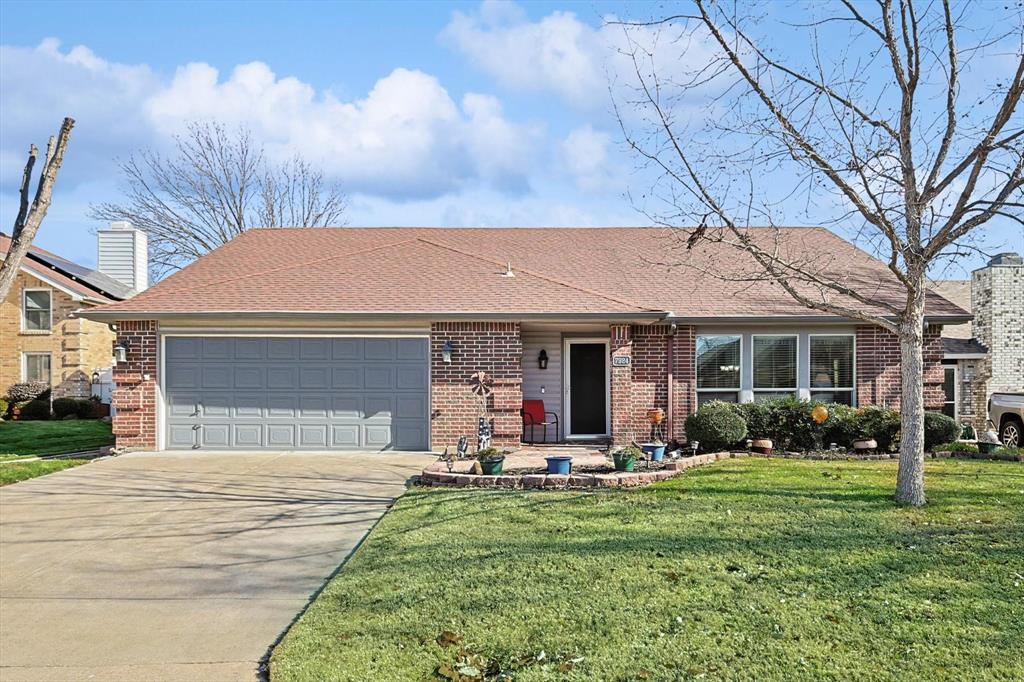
[[753, 335, 797, 400], [809, 335, 854, 405], [23, 289, 52, 331], [942, 366, 957, 419], [696, 335, 741, 406], [23, 352, 51, 384]]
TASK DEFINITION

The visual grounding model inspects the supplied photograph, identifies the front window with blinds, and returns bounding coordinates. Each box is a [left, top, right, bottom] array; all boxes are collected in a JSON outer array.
[[22, 289, 52, 331], [696, 335, 741, 405], [809, 335, 855, 405], [23, 353, 51, 384], [753, 335, 797, 399]]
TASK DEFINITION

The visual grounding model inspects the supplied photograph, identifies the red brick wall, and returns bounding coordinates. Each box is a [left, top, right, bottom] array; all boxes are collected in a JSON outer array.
[[111, 320, 158, 450], [430, 322, 522, 449], [625, 324, 697, 444], [670, 326, 697, 441], [609, 324, 632, 446], [856, 324, 944, 410]]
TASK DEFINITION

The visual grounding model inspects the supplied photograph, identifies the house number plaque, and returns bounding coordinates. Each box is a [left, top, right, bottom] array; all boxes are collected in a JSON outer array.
[[612, 356, 631, 366]]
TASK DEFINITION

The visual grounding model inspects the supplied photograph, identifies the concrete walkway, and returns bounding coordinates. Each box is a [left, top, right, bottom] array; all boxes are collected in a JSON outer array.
[[0, 450, 434, 681]]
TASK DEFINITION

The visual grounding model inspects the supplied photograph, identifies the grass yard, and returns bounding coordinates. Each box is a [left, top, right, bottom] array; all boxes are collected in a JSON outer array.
[[0, 458, 89, 486], [271, 458, 1023, 682], [0, 419, 113, 457]]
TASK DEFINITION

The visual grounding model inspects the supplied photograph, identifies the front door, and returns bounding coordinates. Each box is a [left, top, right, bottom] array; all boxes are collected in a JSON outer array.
[[564, 339, 609, 437]]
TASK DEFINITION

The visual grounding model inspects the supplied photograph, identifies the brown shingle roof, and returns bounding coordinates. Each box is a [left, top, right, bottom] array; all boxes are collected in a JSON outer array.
[[83, 227, 970, 320]]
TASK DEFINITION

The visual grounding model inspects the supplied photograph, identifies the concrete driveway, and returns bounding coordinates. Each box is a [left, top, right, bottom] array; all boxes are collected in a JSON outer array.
[[0, 450, 434, 682]]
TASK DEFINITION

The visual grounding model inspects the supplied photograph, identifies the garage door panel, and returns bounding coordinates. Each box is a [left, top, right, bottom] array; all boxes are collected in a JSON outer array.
[[397, 366, 427, 390], [364, 367, 394, 390], [203, 338, 232, 360], [234, 338, 265, 360], [200, 424, 230, 447], [299, 367, 330, 389], [331, 425, 360, 447], [299, 396, 329, 418], [364, 425, 391, 448], [364, 339, 394, 360], [267, 367, 297, 389], [268, 339, 299, 360], [168, 366, 199, 390], [201, 366, 231, 389], [233, 424, 263, 447], [166, 336, 428, 451], [233, 395, 263, 418], [168, 394, 199, 417], [267, 424, 296, 447], [201, 394, 231, 418], [168, 425, 196, 448], [234, 366, 264, 389], [299, 425, 328, 447], [300, 339, 331, 360]]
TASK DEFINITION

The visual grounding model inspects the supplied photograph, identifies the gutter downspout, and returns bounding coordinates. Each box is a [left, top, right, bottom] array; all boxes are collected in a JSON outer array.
[[667, 323, 677, 442]]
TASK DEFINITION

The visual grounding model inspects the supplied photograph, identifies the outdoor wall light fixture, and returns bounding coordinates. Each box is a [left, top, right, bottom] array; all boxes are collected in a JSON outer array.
[[91, 371, 100, 384], [538, 349, 548, 370], [442, 339, 454, 364], [113, 342, 128, 364]]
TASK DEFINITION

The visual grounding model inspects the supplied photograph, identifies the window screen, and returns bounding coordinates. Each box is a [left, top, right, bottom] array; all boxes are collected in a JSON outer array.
[[753, 336, 796, 389], [23, 290, 52, 331], [25, 353, 51, 384]]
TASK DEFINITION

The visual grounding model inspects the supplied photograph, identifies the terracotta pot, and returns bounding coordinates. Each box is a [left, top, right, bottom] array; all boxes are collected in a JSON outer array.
[[853, 439, 877, 452], [647, 408, 665, 425], [751, 438, 773, 455]]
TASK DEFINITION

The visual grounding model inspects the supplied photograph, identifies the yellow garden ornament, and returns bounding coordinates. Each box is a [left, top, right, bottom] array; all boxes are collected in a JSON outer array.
[[811, 404, 829, 424]]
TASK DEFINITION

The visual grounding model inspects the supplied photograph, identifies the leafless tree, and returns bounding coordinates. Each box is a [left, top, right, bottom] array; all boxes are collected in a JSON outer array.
[[614, 0, 1023, 505], [0, 117, 75, 302], [91, 121, 347, 279]]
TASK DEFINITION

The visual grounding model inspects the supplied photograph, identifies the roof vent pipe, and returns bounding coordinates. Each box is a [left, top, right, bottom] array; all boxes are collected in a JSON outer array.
[[502, 261, 515, 278]]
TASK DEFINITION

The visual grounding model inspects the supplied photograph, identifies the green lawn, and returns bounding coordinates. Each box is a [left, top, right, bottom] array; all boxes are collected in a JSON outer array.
[[0, 458, 89, 486], [0, 420, 113, 457], [271, 458, 1023, 681]]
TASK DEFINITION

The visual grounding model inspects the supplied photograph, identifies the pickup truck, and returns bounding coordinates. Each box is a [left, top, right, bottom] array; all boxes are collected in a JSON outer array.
[[988, 393, 1024, 448]]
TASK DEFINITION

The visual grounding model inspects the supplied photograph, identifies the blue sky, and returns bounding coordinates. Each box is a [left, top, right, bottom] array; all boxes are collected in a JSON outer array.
[[1, 0, 1020, 277]]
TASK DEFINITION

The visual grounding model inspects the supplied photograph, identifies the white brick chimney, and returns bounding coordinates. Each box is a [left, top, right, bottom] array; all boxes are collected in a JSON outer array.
[[97, 221, 148, 293], [972, 251, 1023, 394]]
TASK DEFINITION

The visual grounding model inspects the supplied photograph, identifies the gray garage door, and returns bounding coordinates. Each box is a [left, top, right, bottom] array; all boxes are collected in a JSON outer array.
[[164, 336, 429, 451]]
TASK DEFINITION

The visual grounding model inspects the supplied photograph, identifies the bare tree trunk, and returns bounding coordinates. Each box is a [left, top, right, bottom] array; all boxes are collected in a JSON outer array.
[[895, 281, 927, 506], [0, 118, 75, 301]]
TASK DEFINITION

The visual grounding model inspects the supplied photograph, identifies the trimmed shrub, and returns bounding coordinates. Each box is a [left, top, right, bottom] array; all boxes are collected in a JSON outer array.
[[685, 401, 747, 452], [856, 406, 901, 451], [735, 397, 824, 451], [934, 441, 978, 453], [6, 381, 50, 403], [924, 412, 961, 450], [821, 403, 860, 448], [52, 398, 81, 419], [18, 399, 51, 420], [0, 397, 8, 419], [76, 398, 100, 419]]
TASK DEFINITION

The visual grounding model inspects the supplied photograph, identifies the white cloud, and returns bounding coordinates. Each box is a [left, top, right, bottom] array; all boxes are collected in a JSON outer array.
[[442, 1, 721, 111], [561, 124, 620, 192], [1, 40, 546, 199]]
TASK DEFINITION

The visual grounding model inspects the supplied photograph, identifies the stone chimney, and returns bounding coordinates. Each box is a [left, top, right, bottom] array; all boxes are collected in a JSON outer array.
[[972, 251, 1023, 394], [97, 221, 148, 293]]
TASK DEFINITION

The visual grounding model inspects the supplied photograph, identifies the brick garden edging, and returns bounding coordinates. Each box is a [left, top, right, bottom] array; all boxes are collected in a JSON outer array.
[[418, 448, 1022, 490], [418, 451, 740, 489]]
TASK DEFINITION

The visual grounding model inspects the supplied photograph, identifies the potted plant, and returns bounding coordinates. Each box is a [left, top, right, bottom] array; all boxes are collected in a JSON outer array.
[[640, 440, 667, 461], [477, 447, 506, 475], [852, 437, 878, 453], [750, 438, 773, 455], [612, 445, 641, 472], [545, 455, 573, 475]]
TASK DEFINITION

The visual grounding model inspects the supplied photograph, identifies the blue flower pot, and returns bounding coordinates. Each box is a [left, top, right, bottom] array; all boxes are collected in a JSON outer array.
[[641, 444, 666, 461], [545, 456, 573, 475]]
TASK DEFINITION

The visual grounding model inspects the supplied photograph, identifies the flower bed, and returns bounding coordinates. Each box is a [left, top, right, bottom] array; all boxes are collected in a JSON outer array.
[[418, 452, 737, 489]]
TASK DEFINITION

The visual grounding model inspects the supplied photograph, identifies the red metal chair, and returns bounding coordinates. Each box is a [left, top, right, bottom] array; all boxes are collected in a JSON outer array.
[[522, 399, 559, 444]]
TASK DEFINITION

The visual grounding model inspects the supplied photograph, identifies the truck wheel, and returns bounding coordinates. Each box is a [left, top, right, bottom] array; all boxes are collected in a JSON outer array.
[[1001, 418, 1022, 448]]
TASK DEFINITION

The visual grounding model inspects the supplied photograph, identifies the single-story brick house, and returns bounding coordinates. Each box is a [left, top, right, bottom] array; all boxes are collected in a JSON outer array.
[[78, 227, 969, 452]]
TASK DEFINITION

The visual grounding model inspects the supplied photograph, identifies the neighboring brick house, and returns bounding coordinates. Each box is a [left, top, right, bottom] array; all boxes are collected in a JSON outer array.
[[931, 252, 1024, 431], [78, 227, 969, 452], [1, 224, 143, 400]]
